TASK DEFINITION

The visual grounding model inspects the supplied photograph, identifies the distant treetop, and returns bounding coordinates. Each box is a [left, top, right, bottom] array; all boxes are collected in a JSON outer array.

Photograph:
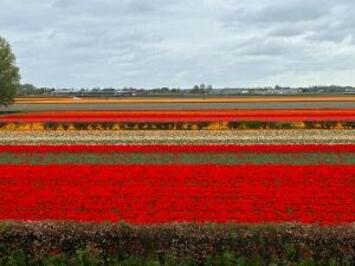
[[0, 37, 20, 106]]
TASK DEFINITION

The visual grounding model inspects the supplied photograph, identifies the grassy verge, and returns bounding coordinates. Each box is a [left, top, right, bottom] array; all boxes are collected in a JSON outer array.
[[0, 222, 353, 265], [0, 152, 354, 165], [0, 111, 22, 115]]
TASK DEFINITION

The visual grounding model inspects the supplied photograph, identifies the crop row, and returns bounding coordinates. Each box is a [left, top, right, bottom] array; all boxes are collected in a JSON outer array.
[[1, 130, 355, 145], [1, 152, 355, 165], [1, 144, 354, 153], [2, 109, 355, 122], [0, 164, 354, 224], [1, 121, 355, 131]]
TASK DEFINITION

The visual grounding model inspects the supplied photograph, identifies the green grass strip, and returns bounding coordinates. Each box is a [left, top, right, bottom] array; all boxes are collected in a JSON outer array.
[[0, 152, 354, 165]]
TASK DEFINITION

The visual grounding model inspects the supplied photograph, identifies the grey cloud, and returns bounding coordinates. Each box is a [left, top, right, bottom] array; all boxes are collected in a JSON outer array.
[[51, 0, 73, 8], [1, 0, 355, 88], [257, 1, 328, 23]]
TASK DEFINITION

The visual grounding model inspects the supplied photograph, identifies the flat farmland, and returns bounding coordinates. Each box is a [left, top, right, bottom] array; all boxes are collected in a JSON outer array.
[[1, 163, 354, 224], [13, 96, 355, 103], [1, 103, 355, 264], [3, 96, 355, 111], [0, 108, 354, 225]]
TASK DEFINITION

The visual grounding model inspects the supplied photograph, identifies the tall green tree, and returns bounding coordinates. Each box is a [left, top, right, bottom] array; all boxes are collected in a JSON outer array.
[[0, 37, 20, 106]]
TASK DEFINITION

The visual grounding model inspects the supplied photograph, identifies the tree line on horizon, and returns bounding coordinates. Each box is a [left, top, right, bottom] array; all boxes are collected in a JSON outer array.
[[17, 83, 355, 97]]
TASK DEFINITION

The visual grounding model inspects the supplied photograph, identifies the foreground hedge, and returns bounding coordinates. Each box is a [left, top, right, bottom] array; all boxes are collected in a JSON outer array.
[[0, 222, 354, 265]]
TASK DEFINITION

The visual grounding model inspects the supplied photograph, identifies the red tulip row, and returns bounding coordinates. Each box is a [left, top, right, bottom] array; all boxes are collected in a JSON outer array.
[[0, 164, 354, 224], [1, 109, 355, 122]]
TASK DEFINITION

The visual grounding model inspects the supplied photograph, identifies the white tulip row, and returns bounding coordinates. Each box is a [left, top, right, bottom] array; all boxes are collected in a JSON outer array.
[[0, 130, 354, 145]]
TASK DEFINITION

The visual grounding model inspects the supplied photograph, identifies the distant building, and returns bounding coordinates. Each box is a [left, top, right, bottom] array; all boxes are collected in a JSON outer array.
[[51, 89, 75, 97]]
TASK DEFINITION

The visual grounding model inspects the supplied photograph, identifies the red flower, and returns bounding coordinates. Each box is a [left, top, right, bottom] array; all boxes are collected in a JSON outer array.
[[0, 164, 353, 224], [1, 109, 355, 122]]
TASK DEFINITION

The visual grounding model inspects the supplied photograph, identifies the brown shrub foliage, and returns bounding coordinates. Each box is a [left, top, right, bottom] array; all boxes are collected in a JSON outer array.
[[0, 222, 354, 264]]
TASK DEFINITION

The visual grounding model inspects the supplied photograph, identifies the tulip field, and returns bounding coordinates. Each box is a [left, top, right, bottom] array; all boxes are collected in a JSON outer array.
[[0, 108, 355, 264], [0, 109, 354, 225], [2, 109, 355, 122]]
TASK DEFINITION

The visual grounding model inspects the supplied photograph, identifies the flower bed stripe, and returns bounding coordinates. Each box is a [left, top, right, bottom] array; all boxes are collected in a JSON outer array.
[[0, 152, 354, 165], [1, 121, 355, 131], [1, 144, 355, 153], [2, 109, 355, 122], [0, 164, 353, 224], [1, 130, 355, 145]]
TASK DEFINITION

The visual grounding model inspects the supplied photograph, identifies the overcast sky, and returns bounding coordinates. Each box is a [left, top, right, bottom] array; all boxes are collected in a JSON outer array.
[[1, 0, 355, 88]]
